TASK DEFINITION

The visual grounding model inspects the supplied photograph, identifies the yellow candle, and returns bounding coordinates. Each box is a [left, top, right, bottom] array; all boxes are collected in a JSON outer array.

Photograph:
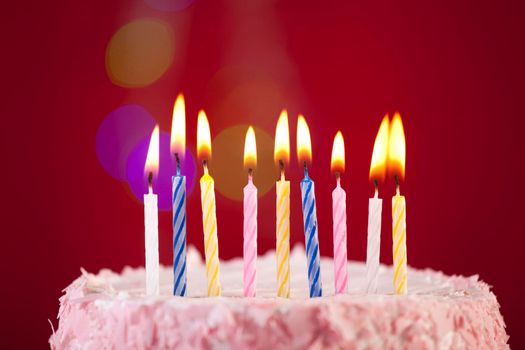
[[274, 110, 290, 298], [197, 111, 221, 296], [388, 112, 407, 295], [276, 174, 290, 298], [392, 192, 407, 294]]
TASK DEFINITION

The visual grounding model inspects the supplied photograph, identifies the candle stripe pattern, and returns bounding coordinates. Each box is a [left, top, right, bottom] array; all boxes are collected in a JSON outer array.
[[392, 195, 407, 294], [332, 185, 348, 294], [243, 180, 258, 297], [201, 174, 221, 297], [276, 180, 290, 298], [172, 175, 187, 296], [366, 198, 382, 293], [300, 177, 322, 298]]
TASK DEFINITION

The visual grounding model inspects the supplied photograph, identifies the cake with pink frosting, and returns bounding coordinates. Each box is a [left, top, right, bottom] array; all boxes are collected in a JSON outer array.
[[49, 246, 509, 349]]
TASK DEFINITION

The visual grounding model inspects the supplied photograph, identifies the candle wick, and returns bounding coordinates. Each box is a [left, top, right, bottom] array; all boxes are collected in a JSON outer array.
[[335, 172, 341, 187], [175, 153, 181, 176], [373, 179, 379, 198], [202, 159, 209, 175], [303, 160, 308, 177], [279, 159, 285, 181], [394, 174, 400, 195], [148, 172, 153, 194], [248, 168, 253, 181]]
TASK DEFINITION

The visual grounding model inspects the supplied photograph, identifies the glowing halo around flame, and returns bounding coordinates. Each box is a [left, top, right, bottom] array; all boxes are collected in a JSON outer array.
[[296, 115, 312, 166], [331, 131, 345, 174], [274, 110, 290, 167], [388, 113, 406, 181], [370, 115, 389, 183], [244, 126, 257, 170]]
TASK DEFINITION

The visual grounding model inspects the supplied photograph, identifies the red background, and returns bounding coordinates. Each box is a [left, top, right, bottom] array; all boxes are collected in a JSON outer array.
[[3, 0, 525, 348]]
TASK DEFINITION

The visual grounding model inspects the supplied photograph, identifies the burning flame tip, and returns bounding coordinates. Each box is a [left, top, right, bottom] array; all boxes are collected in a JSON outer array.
[[388, 113, 406, 180], [297, 114, 312, 165], [244, 126, 257, 170], [274, 111, 290, 166], [197, 110, 212, 160], [330, 131, 345, 174], [171, 93, 186, 156], [145, 125, 160, 176]]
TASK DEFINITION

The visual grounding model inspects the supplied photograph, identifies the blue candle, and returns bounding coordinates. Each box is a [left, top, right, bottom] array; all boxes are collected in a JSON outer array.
[[171, 94, 187, 297], [172, 159, 187, 296], [300, 166, 322, 297]]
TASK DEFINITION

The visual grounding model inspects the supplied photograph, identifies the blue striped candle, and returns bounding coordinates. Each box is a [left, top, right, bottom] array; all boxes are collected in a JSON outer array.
[[300, 169, 322, 298], [172, 168, 187, 296]]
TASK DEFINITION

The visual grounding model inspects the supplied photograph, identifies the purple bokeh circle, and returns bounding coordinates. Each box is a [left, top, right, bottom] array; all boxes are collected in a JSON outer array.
[[126, 131, 196, 211], [96, 105, 156, 180], [144, 0, 194, 12]]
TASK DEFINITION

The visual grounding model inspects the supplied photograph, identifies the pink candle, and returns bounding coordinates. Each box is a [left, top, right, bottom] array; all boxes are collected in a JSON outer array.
[[331, 131, 348, 294], [243, 126, 258, 297]]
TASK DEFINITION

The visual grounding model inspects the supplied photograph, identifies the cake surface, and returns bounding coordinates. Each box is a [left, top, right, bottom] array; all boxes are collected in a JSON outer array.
[[49, 246, 509, 349]]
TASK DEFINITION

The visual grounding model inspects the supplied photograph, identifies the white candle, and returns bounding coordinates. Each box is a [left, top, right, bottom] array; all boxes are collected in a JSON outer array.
[[367, 116, 389, 294], [144, 125, 160, 296], [366, 192, 382, 293], [144, 189, 159, 296]]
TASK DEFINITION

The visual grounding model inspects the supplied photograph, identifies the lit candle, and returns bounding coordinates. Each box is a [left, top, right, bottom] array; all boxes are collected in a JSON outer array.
[[366, 116, 389, 294], [197, 111, 221, 297], [274, 110, 291, 298], [144, 125, 160, 296], [243, 126, 258, 297], [297, 115, 322, 298], [170, 94, 187, 297], [330, 131, 348, 294], [388, 113, 407, 295]]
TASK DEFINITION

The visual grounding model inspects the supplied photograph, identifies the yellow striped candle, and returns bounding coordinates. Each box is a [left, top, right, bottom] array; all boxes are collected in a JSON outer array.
[[274, 110, 290, 298], [276, 174, 290, 298], [392, 192, 407, 294], [388, 112, 407, 295], [197, 111, 221, 297]]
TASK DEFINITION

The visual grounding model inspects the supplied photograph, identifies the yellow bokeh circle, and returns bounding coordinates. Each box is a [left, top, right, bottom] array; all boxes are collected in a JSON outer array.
[[210, 124, 277, 202], [106, 18, 174, 87]]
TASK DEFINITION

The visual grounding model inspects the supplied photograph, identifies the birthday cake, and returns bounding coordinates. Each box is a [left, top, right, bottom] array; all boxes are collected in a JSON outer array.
[[49, 246, 509, 349]]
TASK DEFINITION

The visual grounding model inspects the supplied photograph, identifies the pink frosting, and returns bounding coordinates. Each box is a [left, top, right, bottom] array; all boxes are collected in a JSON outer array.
[[49, 246, 509, 349]]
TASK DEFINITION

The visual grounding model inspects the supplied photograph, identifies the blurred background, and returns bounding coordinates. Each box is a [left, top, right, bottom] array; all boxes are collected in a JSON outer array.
[[2, 0, 524, 348]]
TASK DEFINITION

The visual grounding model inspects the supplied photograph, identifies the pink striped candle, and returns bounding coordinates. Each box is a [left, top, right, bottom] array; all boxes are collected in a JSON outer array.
[[331, 131, 348, 294], [243, 175, 257, 297], [332, 177, 348, 294], [243, 126, 258, 297]]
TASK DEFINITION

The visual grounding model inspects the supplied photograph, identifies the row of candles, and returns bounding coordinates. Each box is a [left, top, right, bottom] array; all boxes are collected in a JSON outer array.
[[143, 94, 407, 298]]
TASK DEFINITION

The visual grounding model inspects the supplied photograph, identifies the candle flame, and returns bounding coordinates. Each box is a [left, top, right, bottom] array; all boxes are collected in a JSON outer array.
[[330, 131, 345, 174], [197, 110, 212, 161], [388, 112, 406, 180], [369, 115, 389, 182], [144, 124, 160, 176], [296, 114, 312, 165], [243, 126, 257, 170], [170, 93, 185, 157], [274, 110, 290, 166]]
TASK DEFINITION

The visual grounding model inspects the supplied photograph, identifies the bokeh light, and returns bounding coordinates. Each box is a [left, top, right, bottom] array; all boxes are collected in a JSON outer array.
[[126, 131, 196, 211], [145, 0, 194, 12], [211, 124, 276, 201], [106, 18, 175, 87], [204, 65, 286, 130], [96, 104, 156, 180]]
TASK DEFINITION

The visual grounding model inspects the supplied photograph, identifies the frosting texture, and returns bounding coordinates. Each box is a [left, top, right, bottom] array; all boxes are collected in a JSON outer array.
[[49, 246, 509, 349]]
